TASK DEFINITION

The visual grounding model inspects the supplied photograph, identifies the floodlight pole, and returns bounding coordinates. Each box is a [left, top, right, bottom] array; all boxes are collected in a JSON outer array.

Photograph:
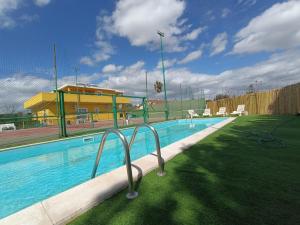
[[74, 66, 80, 113], [53, 44, 61, 137], [180, 84, 183, 119], [157, 31, 169, 120], [145, 71, 148, 99]]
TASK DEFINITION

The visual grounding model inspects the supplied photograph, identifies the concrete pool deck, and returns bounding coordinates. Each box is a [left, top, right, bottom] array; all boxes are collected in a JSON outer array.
[[0, 117, 235, 225]]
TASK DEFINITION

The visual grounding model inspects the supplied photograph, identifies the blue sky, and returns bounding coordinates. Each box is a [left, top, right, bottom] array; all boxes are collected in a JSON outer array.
[[0, 0, 300, 111], [0, 0, 278, 74]]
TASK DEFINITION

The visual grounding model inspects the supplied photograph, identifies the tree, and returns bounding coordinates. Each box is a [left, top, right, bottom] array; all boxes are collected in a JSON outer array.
[[246, 84, 256, 94], [214, 94, 230, 101], [2, 103, 17, 114], [154, 81, 163, 93]]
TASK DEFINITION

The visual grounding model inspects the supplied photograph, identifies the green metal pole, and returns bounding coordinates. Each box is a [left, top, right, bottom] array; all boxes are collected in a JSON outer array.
[[158, 33, 169, 120], [74, 66, 80, 114], [112, 95, 118, 128], [53, 44, 61, 137], [58, 91, 67, 137], [189, 87, 192, 109], [90, 112, 94, 128], [145, 71, 148, 99], [180, 84, 183, 119], [143, 97, 148, 123]]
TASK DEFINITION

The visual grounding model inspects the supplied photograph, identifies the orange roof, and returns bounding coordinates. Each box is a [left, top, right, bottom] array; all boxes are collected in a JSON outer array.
[[58, 84, 123, 95]]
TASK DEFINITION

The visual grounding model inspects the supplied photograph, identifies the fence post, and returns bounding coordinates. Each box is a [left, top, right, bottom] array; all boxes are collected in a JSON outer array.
[[90, 113, 94, 128], [58, 91, 67, 137], [143, 97, 148, 123], [112, 95, 118, 129]]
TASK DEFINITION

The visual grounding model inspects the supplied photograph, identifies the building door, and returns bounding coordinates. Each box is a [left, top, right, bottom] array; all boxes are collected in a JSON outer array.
[[77, 108, 88, 124]]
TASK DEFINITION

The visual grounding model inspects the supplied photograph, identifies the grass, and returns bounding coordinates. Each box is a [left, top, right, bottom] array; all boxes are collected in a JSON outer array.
[[68, 115, 300, 225]]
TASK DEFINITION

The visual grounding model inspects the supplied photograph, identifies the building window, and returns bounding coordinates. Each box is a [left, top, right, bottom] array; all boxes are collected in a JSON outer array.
[[76, 108, 88, 124], [77, 108, 88, 114]]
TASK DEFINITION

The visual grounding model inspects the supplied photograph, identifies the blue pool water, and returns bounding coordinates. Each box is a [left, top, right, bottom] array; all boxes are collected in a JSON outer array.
[[0, 118, 226, 218]]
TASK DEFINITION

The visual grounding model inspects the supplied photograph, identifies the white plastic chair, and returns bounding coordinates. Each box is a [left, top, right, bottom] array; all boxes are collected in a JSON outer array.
[[216, 107, 227, 116], [231, 105, 246, 116], [202, 108, 212, 117], [0, 123, 16, 132], [188, 110, 199, 118]]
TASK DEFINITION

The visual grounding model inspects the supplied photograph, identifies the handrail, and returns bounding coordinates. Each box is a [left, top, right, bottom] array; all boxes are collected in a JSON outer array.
[[91, 129, 138, 199], [127, 124, 166, 176]]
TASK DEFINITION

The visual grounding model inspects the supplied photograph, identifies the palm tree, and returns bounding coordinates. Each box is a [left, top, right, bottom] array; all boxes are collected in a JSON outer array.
[[154, 81, 163, 93]]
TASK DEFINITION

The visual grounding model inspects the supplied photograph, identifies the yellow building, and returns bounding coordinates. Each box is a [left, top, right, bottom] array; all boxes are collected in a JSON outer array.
[[24, 84, 131, 125]]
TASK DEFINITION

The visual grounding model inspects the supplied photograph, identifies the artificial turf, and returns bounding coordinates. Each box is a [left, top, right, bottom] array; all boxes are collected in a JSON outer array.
[[69, 115, 300, 225]]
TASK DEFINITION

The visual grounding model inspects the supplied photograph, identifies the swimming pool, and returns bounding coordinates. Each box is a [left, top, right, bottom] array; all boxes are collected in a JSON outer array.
[[0, 118, 226, 218]]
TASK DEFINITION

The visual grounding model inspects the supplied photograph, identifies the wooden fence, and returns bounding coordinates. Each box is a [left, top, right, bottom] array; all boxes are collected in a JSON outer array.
[[207, 83, 300, 115]]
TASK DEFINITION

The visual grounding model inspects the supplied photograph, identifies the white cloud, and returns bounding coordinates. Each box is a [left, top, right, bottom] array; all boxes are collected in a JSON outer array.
[[210, 32, 228, 56], [120, 60, 145, 76], [206, 10, 215, 21], [3, 50, 300, 113], [156, 58, 177, 69], [183, 26, 205, 41], [110, 0, 186, 51], [33, 0, 50, 7], [0, 0, 23, 28], [233, 1, 300, 54], [0, 0, 50, 28], [102, 64, 123, 73], [99, 50, 300, 99], [178, 49, 202, 64], [221, 8, 230, 18], [81, 0, 207, 64], [79, 56, 95, 67], [237, 0, 257, 7], [0, 74, 51, 113], [80, 14, 115, 66], [0, 72, 100, 113]]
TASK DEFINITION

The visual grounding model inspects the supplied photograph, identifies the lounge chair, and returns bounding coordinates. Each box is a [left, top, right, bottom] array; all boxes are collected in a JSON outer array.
[[231, 104, 246, 116], [216, 107, 227, 116], [188, 110, 199, 118], [202, 108, 212, 117], [0, 123, 16, 132]]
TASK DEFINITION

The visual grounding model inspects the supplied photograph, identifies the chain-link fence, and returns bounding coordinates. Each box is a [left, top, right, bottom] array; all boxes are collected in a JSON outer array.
[[0, 84, 206, 149], [1, 46, 298, 149]]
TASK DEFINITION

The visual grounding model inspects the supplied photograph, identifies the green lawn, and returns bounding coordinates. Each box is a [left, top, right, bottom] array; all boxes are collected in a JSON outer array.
[[69, 115, 300, 225]]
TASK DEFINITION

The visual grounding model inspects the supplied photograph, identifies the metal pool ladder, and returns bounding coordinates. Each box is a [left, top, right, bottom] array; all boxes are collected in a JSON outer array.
[[91, 128, 138, 199], [127, 124, 166, 177], [91, 124, 165, 200]]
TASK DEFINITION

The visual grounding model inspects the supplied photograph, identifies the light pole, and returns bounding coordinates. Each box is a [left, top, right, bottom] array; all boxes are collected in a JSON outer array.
[[73, 66, 80, 113], [53, 44, 60, 136], [145, 71, 148, 99], [157, 31, 169, 120]]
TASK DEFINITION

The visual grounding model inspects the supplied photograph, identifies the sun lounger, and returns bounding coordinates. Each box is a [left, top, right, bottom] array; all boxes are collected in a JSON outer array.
[[231, 104, 247, 116], [216, 107, 227, 116], [188, 110, 199, 118], [0, 123, 16, 132], [202, 108, 212, 117]]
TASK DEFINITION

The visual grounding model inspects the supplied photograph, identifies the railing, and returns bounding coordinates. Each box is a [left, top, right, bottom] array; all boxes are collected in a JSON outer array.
[[91, 124, 165, 200], [127, 124, 166, 176], [91, 128, 138, 199]]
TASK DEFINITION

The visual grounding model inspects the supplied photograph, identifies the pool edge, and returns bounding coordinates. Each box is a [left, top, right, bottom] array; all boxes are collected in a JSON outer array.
[[0, 118, 189, 152], [0, 117, 236, 225]]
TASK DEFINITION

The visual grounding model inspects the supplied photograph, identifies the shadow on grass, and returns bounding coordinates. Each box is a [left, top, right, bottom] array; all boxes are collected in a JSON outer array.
[[69, 116, 300, 225]]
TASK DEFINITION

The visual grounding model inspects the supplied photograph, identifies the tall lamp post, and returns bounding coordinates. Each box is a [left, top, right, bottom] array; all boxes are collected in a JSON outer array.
[[145, 71, 148, 99], [157, 31, 169, 120]]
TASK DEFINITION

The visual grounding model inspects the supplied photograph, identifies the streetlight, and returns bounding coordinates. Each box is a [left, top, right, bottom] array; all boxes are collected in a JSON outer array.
[[145, 71, 148, 99], [157, 30, 169, 120]]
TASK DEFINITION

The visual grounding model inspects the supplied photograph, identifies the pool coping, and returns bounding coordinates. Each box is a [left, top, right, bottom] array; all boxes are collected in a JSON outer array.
[[0, 117, 235, 225]]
